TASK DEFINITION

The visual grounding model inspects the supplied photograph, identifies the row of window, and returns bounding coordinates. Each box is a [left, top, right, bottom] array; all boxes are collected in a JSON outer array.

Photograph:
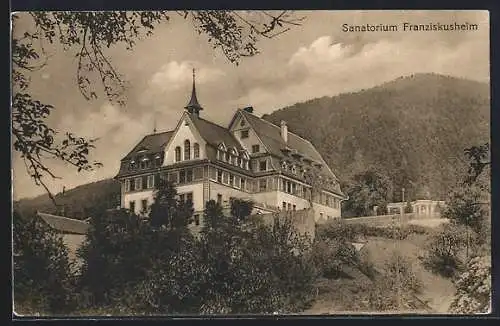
[[282, 202, 297, 211], [210, 168, 249, 191], [279, 177, 341, 209], [125, 174, 157, 192], [216, 149, 250, 170], [124, 167, 205, 193], [128, 195, 201, 226], [128, 154, 162, 171], [175, 140, 200, 162]]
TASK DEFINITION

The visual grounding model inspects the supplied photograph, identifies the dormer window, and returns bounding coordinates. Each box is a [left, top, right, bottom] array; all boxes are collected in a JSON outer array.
[[240, 119, 246, 127], [281, 161, 287, 171], [291, 165, 297, 174]]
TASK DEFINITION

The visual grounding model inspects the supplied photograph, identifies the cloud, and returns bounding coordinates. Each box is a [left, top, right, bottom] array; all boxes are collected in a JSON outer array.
[[149, 60, 226, 92]]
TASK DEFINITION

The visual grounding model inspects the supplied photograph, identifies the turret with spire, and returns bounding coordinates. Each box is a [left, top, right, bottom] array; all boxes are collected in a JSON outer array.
[[185, 68, 203, 117]]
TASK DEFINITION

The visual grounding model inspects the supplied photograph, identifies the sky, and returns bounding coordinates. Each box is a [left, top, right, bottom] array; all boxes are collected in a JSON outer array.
[[12, 10, 490, 200]]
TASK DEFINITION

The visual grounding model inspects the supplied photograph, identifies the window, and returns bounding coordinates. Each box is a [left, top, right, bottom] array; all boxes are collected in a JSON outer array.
[[241, 130, 249, 139], [184, 140, 191, 160], [194, 214, 200, 226], [194, 167, 203, 180], [244, 160, 249, 170], [217, 194, 222, 205], [259, 179, 267, 192], [168, 171, 178, 184], [193, 143, 200, 159], [283, 202, 287, 211], [292, 183, 296, 195], [186, 192, 193, 204], [179, 194, 185, 203], [141, 199, 148, 212], [320, 213, 324, 219], [291, 165, 297, 174], [222, 172, 229, 184], [155, 155, 162, 167], [287, 181, 292, 194], [259, 160, 267, 171], [229, 174, 234, 187], [175, 146, 181, 162], [135, 177, 142, 190], [287, 203, 292, 211], [241, 178, 246, 191], [240, 119, 246, 127], [293, 204, 296, 211], [179, 170, 186, 183], [125, 179, 131, 192], [129, 160, 136, 170], [281, 161, 287, 171], [217, 169, 223, 183], [252, 144, 260, 153], [225, 152, 230, 162], [235, 176, 241, 189], [147, 175, 155, 189], [186, 168, 193, 182], [129, 201, 136, 213]]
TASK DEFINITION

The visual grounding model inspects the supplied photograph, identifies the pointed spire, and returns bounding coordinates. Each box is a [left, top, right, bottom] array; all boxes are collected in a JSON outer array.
[[185, 68, 203, 116], [153, 111, 157, 133]]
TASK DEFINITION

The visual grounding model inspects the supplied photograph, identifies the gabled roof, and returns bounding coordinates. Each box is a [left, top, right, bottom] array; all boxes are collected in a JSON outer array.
[[37, 212, 90, 235], [190, 114, 243, 150], [239, 110, 338, 180], [122, 131, 174, 161]]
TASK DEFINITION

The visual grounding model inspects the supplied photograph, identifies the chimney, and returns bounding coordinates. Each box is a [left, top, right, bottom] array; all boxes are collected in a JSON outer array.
[[243, 106, 253, 113], [280, 120, 288, 143]]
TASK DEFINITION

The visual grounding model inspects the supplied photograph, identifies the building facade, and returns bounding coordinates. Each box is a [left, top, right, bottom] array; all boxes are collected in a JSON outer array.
[[386, 200, 446, 218], [114, 71, 347, 225]]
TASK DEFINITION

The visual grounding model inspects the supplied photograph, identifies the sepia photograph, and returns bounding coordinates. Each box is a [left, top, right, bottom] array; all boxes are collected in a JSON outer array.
[[11, 10, 491, 316]]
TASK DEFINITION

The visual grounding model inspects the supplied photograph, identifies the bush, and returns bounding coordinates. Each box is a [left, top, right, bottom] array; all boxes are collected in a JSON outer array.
[[13, 211, 76, 315], [448, 256, 491, 314], [366, 252, 422, 311], [311, 238, 358, 279], [422, 224, 469, 278]]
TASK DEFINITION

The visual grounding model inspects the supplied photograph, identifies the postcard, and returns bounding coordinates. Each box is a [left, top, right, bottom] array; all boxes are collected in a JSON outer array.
[[12, 10, 491, 316]]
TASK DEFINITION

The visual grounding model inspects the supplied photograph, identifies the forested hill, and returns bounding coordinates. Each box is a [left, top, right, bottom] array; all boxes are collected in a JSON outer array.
[[14, 179, 121, 219], [262, 73, 490, 200]]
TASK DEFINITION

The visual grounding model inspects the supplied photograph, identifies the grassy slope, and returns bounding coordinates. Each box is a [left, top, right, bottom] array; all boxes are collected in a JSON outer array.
[[304, 228, 456, 314]]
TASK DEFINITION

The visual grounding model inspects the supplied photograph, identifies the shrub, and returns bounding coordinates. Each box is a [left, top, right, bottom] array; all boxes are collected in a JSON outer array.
[[449, 256, 491, 314], [366, 252, 422, 311], [422, 223, 469, 278], [13, 211, 76, 315], [311, 238, 358, 279]]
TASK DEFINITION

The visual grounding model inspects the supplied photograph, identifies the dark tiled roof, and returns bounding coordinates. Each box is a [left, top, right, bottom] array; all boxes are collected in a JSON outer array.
[[190, 115, 243, 151], [122, 131, 174, 161], [37, 212, 90, 235], [240, 110, 338, 180]]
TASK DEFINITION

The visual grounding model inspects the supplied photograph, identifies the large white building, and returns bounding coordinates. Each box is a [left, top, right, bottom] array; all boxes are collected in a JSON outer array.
[[114, 70, 347, 225]]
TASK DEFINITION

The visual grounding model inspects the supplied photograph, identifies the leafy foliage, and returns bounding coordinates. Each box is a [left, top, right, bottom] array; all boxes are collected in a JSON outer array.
[[422, 223, 469, 278], [13, 211, 75, 314], [449, 256, 491, 314], [366, 253, 422, 311], [443, 185, 486, 235], [149, 178, 194, 230], [342, 170, 391, 217]]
